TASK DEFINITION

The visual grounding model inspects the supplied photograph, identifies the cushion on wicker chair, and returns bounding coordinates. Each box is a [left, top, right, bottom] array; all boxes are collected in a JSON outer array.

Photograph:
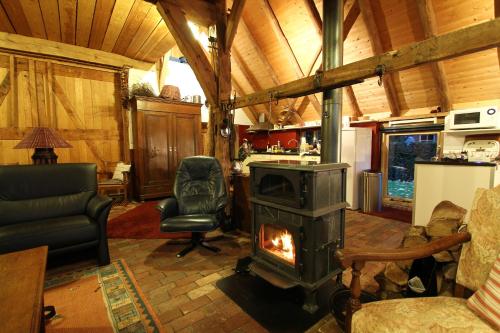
[[351, 297, 496, 333]]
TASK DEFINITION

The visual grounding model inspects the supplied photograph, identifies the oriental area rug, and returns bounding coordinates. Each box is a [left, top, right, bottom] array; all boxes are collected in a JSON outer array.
[[44, 259, 165, 333], [107, 201, 190, 239]]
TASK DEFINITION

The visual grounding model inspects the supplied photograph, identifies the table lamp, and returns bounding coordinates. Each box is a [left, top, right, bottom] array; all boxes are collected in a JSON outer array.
[[14, 127, 72, 164]]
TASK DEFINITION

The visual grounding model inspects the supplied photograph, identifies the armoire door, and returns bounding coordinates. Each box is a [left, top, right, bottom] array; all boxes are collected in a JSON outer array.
[[169, 113, 201, 173], [142, 111, 173, 197]]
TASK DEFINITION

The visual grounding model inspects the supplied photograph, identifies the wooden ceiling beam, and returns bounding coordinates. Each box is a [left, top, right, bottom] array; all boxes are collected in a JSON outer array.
[[0, 31, 153, 70], [496, 0, 500, 68], [156, 0, 217, 106], [226, 0, 246, 50], [358, 0, 401, 117], [261, 0, 322, 115], [416, 0, 452, 112], [232, 17, 500, 109]]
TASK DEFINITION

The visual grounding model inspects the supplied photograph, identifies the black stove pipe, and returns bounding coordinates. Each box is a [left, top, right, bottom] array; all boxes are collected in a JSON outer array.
[[320, 0, 344, 163]]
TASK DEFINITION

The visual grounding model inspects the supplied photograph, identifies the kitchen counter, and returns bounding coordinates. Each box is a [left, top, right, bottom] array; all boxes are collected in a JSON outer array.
[[415, 160, 497, 167], [413, 161, 499, 226], [250, 151, 320, 156]]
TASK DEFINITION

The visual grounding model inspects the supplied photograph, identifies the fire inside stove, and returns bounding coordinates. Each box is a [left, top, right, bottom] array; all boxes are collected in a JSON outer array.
[[259, 224, 296, 265]]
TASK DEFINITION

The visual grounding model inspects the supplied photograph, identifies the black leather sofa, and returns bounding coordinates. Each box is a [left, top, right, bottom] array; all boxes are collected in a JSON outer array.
[[0, 163, 112, 265]]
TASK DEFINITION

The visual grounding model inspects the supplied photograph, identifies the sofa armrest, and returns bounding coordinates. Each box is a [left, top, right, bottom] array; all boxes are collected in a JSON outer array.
[[157, 197, 179, 220], [86, 194, 113, 221]]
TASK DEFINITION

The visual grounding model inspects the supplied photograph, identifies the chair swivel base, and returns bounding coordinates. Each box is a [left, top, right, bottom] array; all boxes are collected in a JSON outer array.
[[177, 232, 221, 258]]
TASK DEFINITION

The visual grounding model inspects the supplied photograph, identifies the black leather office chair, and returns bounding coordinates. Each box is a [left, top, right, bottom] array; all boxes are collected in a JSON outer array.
[[157, 156, 227, 257]]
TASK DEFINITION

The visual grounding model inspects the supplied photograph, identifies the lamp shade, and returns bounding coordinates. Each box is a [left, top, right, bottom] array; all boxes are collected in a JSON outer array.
[[14, 127, 72, 149]]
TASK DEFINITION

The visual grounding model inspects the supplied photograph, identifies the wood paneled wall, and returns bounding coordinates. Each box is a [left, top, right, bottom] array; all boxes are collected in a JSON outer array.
[[0, 53, 124, 169]]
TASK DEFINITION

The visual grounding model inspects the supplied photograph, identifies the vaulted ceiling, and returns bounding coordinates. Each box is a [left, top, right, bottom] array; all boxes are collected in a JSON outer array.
[[0, 0, 499, 123]]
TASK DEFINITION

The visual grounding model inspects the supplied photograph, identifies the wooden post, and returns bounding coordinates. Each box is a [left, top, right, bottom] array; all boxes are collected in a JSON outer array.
[[214, 0, 232, 195], [346, 261, 365, 333]]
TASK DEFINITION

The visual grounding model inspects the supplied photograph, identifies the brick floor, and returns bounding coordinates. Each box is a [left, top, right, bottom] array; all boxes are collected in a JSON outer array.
[[50, 206, 409, 333]]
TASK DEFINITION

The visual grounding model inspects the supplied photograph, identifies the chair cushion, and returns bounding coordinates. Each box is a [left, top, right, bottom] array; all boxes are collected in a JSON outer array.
[[352, 297, 496, 333], [456, 185, 500, 291], [467, 253, 500, 330], [160, 214, 219, 233], [0, 215, 98, 253]]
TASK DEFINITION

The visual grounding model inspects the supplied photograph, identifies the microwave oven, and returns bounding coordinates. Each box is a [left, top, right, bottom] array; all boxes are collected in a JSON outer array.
[[446, 107, 500, 130]]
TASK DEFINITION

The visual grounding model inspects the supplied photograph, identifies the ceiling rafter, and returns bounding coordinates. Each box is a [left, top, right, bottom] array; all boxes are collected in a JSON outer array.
[[260, 0, 322, 115], [232, 78, 259, 123], [156, 0, 217, 106], [299, 0, 363, 119], [236, 19, 300, 123], [232, 48, 269, 117], [226, 0, 246, 50], [416, 0, 452, 112], [231, 17, 500, 109], [358, 0, 401, 117]]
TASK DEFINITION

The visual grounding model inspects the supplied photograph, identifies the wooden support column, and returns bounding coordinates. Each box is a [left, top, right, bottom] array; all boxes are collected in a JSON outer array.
[[358, 0, 401, 117], [9, 55, 17, 127], [416, 0, 452, 111], [214, 0, 232, 191], [119, 66, 131, 163], [261, 0, 322, 115]]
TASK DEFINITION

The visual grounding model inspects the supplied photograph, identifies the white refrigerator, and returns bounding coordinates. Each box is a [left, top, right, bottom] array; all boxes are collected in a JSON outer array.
[[341, 127, 372, 210]]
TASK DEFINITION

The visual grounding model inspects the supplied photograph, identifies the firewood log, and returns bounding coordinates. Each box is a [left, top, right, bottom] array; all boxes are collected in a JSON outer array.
[[443, 262, 458, 280], [396, 259, 413, 271], [384, 262, 409, 286], [432, 250, 454, 262], [403, 235, 428, 248]]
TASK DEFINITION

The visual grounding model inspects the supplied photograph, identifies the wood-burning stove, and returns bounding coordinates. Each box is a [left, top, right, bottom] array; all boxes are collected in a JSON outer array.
[[249, 160, 348, 313]]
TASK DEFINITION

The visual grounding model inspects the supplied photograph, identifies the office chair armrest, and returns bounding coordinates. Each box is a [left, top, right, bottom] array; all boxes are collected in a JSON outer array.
[[157, 197, 179, 220]]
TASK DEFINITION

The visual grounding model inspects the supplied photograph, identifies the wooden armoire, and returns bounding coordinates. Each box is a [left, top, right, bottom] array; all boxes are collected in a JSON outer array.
[[131, 96, 202, 200]]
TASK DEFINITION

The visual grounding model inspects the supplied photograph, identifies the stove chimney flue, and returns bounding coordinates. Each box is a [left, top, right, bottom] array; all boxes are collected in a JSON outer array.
[[321, 0, 344, 163]]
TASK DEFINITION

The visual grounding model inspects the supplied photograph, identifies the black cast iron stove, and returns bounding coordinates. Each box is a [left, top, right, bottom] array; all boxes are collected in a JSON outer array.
[[248, 160, 348, 313]]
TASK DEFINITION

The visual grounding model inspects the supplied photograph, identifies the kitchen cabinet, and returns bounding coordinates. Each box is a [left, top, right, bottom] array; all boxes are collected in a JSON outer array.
[[131, 97, 202, 200]]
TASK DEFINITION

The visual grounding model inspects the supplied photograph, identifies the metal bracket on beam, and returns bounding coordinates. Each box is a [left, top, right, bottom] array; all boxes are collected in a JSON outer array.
[[313, 70, 324, 89], [375, 64, 386, 86]]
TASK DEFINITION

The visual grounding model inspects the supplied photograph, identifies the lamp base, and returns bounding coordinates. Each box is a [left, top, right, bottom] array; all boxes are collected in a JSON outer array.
[[32, 148, 58, 164]]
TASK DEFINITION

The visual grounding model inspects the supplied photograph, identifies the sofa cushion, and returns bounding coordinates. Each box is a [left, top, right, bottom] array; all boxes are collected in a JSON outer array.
[[0, 215, 98, 253], [0, 192, 94, 226], [352, 297, 496, 333]]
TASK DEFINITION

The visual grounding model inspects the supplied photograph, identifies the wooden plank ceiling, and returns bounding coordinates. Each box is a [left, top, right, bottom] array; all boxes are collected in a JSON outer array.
[[0, 0, 499, 123], [0, 0, 176, 62]]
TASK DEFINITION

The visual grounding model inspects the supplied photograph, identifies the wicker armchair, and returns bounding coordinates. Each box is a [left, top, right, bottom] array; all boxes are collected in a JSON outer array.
[[337, 185, 500, 333]]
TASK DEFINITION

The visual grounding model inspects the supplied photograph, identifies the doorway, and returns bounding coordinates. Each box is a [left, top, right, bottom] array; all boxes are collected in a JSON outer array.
[[382, 132, 440, 205]]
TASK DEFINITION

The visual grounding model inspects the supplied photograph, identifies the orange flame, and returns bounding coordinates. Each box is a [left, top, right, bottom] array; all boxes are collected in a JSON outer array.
[[269, 230, 295, 263]]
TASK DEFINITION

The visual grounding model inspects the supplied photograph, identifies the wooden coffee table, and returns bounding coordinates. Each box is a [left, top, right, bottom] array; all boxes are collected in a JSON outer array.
[[0, 246, 48, 333]]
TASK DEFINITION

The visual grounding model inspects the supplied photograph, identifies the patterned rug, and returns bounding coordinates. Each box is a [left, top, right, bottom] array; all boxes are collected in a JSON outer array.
[[44, 259, 164, 333]]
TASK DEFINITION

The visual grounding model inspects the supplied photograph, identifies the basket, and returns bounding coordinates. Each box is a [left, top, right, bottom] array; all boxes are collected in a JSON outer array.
[[160, 85, 181, 100]]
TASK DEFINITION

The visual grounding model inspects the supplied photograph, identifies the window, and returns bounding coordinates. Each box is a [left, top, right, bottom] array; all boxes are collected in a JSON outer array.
[[382, 132, 439, 202]]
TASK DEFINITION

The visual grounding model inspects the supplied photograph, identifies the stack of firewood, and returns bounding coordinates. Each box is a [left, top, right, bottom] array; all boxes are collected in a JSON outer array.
[[375, 201, 467, 299]]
